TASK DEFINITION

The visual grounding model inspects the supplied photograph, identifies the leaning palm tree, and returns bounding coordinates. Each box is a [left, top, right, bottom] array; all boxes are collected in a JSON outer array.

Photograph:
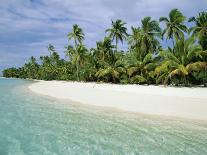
[[155, 36, 207, 85], [106, 19, 128, 53], [68, 24, 85, 48], [188, 11, 207, 50], [159, 9, 188, 47]]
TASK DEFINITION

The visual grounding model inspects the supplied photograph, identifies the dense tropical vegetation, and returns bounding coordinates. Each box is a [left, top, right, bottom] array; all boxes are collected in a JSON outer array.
[[3, 9, 207, 86]]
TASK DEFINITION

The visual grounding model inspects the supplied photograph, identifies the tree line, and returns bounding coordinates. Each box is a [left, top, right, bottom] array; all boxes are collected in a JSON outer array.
[[3, 9, 207, 86]]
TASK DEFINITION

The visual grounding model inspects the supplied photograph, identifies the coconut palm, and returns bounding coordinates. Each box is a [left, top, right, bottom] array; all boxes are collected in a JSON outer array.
[[106, 19, 128, 52], [27, 56, 39, 79], [138, 17, 161, 54], [95, 54, 125, 83], [65, 45, 74, 61], [128, 27, 142, 49], [3, 10, 207, 86], [155, 36, 207, 85], [126, 18, 161, 84], [69, 44, 88, 80], [126, 50, 157, 84], [38, 56, 53, 80], [67, 25, 86, 80], [159, 9, 188, 47], [68, 24, 85, 48], [188, 11, 207, 50], [48, 44, 55, 56], [91, 37, 114, 68]]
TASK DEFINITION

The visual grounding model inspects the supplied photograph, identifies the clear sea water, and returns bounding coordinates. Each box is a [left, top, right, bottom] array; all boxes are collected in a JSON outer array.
[[0, 78, 207, 155]]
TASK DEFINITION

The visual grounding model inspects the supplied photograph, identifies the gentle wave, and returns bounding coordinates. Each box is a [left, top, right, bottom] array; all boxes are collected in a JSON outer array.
[[0, 78, 207, 154]]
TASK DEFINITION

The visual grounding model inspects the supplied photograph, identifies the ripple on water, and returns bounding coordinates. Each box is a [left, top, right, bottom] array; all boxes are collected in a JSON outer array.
[[0, 79, 207, 155]]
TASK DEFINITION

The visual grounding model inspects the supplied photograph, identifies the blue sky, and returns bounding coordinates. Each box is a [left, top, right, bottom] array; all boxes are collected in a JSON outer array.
[[0, 0, 207, 74]]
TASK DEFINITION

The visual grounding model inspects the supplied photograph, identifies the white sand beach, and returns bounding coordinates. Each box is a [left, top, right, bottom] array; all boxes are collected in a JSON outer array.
[[29, 81, 207, 120]]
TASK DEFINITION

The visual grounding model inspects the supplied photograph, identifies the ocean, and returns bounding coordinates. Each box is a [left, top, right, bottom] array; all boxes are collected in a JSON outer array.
[[0, 78, 207, 154]]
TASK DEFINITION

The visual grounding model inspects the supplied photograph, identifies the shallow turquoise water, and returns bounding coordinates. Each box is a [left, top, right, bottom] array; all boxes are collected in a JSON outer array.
[[0, 78, 207, 155]]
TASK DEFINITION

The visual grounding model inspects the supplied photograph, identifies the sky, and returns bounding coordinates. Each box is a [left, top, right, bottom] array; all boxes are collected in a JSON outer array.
[[0, 0, 207, 74]]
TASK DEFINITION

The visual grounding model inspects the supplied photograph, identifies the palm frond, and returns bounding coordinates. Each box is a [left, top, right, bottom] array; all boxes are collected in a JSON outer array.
[[186, 62, 207, 72], [130, 75, 147, 84]]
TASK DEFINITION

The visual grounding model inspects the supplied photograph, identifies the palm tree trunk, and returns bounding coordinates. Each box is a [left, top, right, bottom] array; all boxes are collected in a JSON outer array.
[[113, 37, 118, 66], [116, 37, 118, 53], [172, 36, 174, 45], [112, 74, 116, 83], [75, 39, 77, 49], [204, 67, 207, 87], [183, 75, 188, 87], [172, 37, 175, 50], [76, 65, 79, 81]]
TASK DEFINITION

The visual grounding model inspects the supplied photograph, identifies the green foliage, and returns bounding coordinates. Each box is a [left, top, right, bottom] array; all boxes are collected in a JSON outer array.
[[106, 19, 128, 52], [155, 35, 207, 86], [160, 9, 187, 47], [189, 11, 207, 50], [68, 24, 85, 47], [130, 75, 147, 84], [3, 10, 207, 87]]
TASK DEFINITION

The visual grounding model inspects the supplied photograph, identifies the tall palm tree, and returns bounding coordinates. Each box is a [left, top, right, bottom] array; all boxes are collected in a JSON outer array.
[[128, 27, 142, 49], [138, 17, 161, 54], [67, 25, 86, 80], [91, 37, 114, 67], [68, 24, 85, 48], [159, 9, 188, 47], [106, 19, 128, 53], [127, 17, 161, 79], [69, 44, 88, 81], [188, 11, 207, 50]]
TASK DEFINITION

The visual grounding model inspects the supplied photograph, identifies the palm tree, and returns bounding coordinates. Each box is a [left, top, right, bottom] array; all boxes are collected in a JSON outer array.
[[48, 44, 55, 56], [67, 25, 86, 80], [188, 11, 207, 50], [136, 17, 161, 54], [28, 56, 39, 79], [106, 19, 128, 53], [91, 37, 114, 68], [69, 44, 88, 81], [128, 27, 142, 49], [68, 24, 85, 48], [38, 56, 52, 80], [3, 10, 207, 86], [126, 17, 161, 84], [155, 36, 207, 85], [95, 53, 125, 83], [159, 9, 188, 47], [126, 50, 157, 84], [65, 45, 74, 61]]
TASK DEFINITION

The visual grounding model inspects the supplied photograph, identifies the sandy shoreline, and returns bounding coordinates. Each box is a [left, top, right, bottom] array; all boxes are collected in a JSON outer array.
[[29, 81, 207, 120]]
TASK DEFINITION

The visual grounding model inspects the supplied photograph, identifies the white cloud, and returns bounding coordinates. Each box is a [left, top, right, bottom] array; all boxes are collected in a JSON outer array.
[[0, 0, 206, 71]]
